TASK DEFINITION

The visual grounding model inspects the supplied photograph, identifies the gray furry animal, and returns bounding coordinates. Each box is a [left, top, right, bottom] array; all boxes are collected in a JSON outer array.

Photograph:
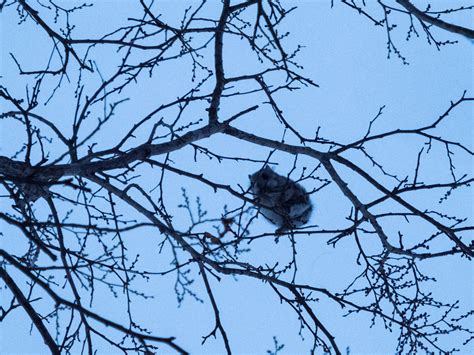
[[249, 166, 313, 231]]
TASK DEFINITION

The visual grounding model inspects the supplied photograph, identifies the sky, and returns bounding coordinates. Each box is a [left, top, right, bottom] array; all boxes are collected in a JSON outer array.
[[1, 1, 473, 354]]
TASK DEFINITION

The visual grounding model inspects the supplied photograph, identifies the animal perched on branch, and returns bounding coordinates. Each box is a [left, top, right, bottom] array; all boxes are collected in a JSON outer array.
[[249, 166, 313, 231]]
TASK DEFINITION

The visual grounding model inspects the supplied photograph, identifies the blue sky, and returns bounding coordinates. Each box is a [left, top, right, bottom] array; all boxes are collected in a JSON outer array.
[[1, 1, 473, 354]]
